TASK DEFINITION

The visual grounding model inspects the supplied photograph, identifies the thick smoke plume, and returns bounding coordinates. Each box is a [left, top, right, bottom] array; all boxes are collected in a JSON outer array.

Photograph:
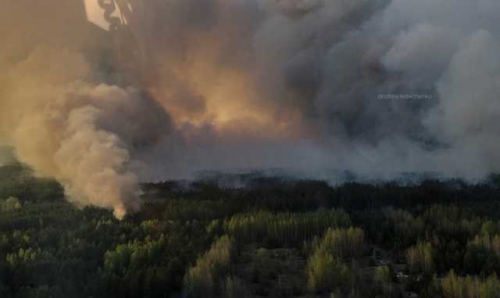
[[1, 0, 500, 217]]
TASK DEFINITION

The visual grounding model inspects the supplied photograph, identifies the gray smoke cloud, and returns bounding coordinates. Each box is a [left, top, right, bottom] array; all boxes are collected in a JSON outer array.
[[1, 0, 499, 216]]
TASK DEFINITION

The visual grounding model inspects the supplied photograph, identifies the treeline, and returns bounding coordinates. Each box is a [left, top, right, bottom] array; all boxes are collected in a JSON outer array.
[[223, 209, 351, 246], [0, 165, 63, 203], [141, 177, 500, 230]]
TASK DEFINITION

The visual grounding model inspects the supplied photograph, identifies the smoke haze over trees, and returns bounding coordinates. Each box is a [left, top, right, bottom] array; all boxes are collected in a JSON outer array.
[[1, 0, 500, 216]]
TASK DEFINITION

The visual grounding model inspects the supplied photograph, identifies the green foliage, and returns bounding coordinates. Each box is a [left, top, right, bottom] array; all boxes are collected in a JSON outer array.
[[463, 233, 500, 275], [184, 235, 235, 298], [441, 271, 500, 298], [407, 241, 434, 273], [479, 220, 500, 236], [314, 227, 365, 261], [423, 206, 482, 237], [373, 266, 393, 297], [307, 250, 355, 293], [223, 277, 250, 298], [224, 209, 351, 246], [104, 236, 166, 273], [374, 266, 391, 284], [4, 167, 500, 297], [306, 227, 364, 294], [1, 196, 22, 212], [0, 165, 63, 203], [0, 197, 210, 297], [381, 208, 425, 248], [252, 247, 274, 280]]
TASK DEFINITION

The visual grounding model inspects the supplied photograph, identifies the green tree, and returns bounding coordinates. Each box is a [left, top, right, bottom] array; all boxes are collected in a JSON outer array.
[[441, 271, 500, 298], [315, 227, 365, 261], [306, 227, 363, 294], [307, 250, 354, 293], [407, 241, 434, 273], [373, 266, 394, 297], [184, 235, 235, 298]]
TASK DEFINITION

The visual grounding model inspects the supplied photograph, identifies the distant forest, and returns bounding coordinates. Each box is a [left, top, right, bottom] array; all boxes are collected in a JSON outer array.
[[2, 165, 500, 297]]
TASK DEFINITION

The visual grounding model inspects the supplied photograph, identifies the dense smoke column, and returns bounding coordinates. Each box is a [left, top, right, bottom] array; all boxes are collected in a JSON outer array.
[[0, 46, 173, 219]]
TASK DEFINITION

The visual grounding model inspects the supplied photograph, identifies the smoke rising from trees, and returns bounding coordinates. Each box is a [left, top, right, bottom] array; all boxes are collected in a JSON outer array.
[[1, 0, 499, 217]]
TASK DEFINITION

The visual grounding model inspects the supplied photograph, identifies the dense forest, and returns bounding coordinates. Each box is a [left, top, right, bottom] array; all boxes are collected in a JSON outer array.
[[2, 165, 500, 297]]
